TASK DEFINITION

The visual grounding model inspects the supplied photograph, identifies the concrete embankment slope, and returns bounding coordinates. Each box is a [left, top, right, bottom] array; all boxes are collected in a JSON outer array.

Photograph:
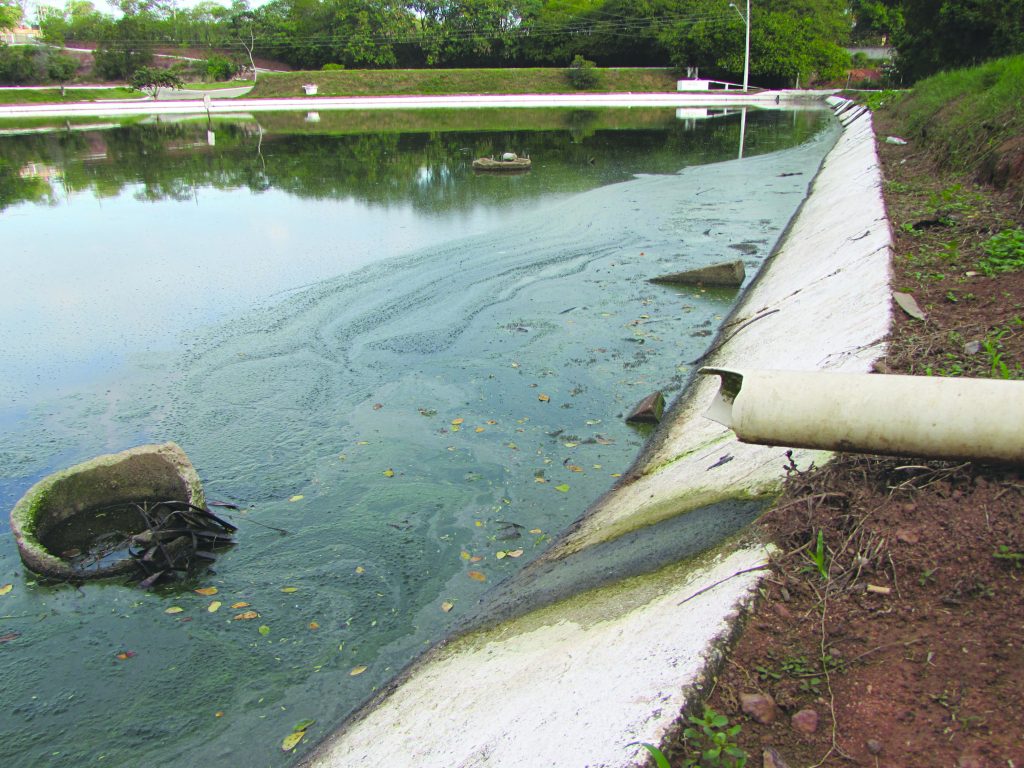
[[301, 97, 891, 768]]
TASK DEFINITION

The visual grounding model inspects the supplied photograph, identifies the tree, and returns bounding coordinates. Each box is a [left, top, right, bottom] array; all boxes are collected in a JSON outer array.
[[0, 0, 21, 30], [895, 0, 1024, 82], [46, 51, 79, 94], [658, 0, 849, 87], [129, 64, 184, 97], [93, 13, 153, 80]]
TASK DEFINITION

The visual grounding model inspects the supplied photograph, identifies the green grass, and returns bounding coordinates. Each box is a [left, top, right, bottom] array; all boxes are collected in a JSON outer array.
[[0, 87, 140, 104], [889, 54, 1024, 176], [248, 67, 679, 99], [180, 80, 255, 90]]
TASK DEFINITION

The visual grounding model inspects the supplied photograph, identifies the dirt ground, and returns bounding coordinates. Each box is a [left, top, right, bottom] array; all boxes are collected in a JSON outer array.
[[659, 109, 1024, 767]]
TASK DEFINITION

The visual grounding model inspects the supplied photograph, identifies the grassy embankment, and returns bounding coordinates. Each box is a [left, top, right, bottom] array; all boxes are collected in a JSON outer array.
[[0, 87, 139, 104], [884, 53, 1024, 187], [247, 67, 679, 98]]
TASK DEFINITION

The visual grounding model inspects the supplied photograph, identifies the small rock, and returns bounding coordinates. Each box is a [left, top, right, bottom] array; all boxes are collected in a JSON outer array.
[[866, 739, 883, 755], [791, 708, 819, 736], [963, 340, 982, 355], [740, 692, 779, 725], [772, 602, 792, 620], [958, 755, 985, 768], [625, 391, 665, 424], [762, 747, 792, 768], [886, 136, 908, 145], [895, 527, 920, 545], [649, 259, 746, 287]]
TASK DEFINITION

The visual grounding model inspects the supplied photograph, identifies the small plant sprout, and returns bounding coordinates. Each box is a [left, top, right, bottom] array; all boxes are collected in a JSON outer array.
[[680, 706, 748, 767], [804, 529, 830, 580], [629, 741, 672, 768]]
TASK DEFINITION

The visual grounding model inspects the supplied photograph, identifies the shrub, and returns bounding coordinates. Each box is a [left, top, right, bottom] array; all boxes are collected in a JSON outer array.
[[204, 55, 237, 82], [567, 55, 601, 90], [322, 63, 345, 71]]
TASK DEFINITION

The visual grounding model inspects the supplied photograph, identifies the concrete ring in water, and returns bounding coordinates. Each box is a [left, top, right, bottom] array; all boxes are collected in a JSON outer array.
[[8, 442, 205, 580]]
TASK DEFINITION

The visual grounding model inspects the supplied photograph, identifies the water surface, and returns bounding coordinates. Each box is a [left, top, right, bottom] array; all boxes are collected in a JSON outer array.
[[0, 107, 836, 766]]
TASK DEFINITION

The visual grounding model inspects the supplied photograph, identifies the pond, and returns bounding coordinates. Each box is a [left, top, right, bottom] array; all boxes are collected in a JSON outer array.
[[0, 106, 837, 767]]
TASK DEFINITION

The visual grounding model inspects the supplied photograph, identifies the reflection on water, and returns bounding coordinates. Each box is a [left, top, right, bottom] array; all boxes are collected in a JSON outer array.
[[0, 107, 836, 767]]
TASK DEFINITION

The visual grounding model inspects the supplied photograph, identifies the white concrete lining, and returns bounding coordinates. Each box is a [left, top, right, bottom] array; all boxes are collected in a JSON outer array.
[[300, 98, 893, 768]]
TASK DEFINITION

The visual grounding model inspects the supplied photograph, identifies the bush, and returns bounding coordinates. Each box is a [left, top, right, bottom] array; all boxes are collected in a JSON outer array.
[[204, 55, 237, 81], [322, 63, 345, 71], [0, 45, 42, 84], [567, 55, 600, 90]]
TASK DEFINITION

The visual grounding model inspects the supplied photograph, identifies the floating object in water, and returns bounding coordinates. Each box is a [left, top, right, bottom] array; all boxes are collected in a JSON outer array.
[[649, 260, 746, 287], [9, 442, 235, 583], [473, 153, 532, 172]]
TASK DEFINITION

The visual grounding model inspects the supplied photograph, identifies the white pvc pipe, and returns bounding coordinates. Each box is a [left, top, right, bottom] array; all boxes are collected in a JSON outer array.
[[701, 367, 1024, 463]]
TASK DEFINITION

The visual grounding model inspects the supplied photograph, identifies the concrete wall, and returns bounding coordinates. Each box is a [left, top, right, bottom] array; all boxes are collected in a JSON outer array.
[[300, 96, 892, 768]]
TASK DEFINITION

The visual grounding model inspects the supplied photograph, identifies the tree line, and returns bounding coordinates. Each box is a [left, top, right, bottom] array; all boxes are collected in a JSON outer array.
[[1, 0, 1022, 86]]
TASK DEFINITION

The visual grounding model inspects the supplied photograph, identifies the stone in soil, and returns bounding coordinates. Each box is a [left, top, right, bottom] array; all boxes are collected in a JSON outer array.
[[791, 708, 819, 736], [740, 692, 779, 725]]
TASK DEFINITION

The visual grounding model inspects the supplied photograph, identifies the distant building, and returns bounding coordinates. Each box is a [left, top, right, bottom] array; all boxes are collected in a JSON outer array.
[[1, 26, 42, 45]]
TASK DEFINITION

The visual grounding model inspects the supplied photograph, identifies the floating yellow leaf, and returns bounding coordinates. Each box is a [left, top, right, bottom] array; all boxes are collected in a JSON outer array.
[[567, 464, 583, 473], [383, 468, 395, 478], [289, 495, 304, 502], [208, 601, 222, 613], [281, 731, 306, 752], [538, 394, 550, 402], [195, 586, 218, 596], [529, 529, 543, 534], [507, 549, 524, 558], [258, 625, 271, 636], [451, 425, 461, 432], [231, 602, 249, 609], [467, 571, 486, 582], [474, 520, 483, 527], [350, 665, 367, 676], [281, 586, 298, 593], [357, 440, 369, 445], [495, 551, 507, 560], [474, 426, 485, 433], [355, 566, 365, 574], [511, 361, 520, 368], [469, 555, 483, 563], [441, 601, 454, 613], [486, 420, 497, 425], [555, 484, 570, 493], [215, 711, 224, 718], [308, 621, 320, 631], [0, 584, 12, 596], [115, 651, 135, 660], [234, 611, 260, 620], [534, 476, 547, 483], [451, 418, 464, 425], [564, 442, 578, 448], [164, 606, 184, 614], [459, 551, 471, 560], [508, 442, 518, 450]]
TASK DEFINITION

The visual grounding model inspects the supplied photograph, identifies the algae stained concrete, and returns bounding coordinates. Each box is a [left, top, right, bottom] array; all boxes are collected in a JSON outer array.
[[301, 98, 892, 768]]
